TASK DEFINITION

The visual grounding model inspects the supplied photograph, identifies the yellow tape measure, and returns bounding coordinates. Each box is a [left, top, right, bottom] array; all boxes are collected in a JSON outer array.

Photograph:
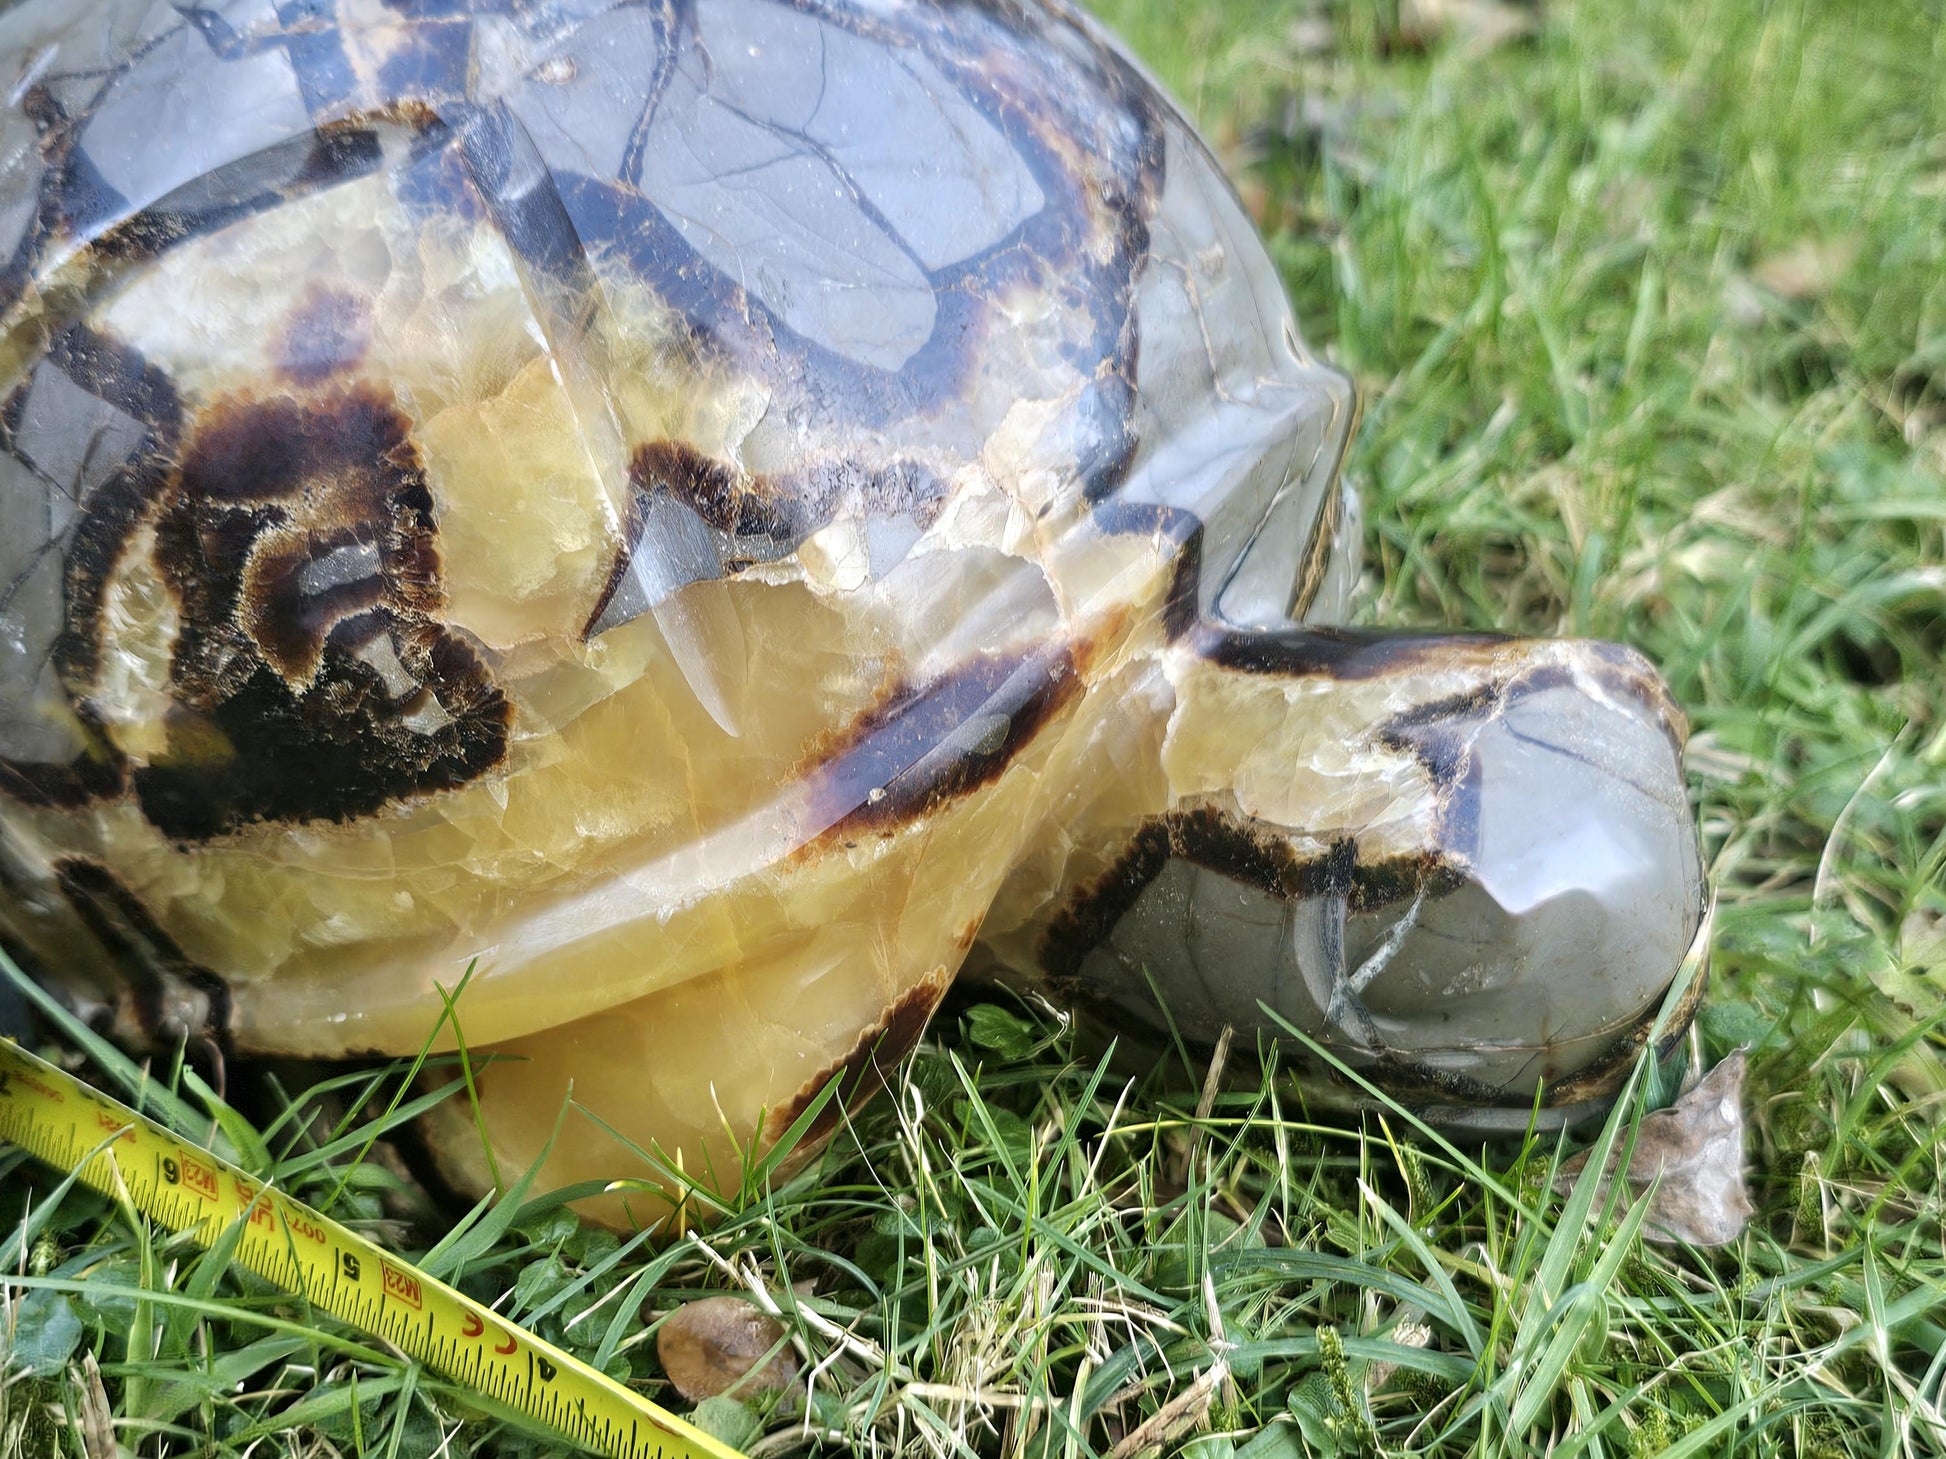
[[0, 1039, 746, 1459]]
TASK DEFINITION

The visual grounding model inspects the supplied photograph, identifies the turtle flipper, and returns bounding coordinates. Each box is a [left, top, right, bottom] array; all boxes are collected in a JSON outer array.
[[417, 949, 957, 1232]]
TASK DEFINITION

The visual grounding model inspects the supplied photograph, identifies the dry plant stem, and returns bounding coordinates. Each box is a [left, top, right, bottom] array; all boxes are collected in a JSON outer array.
[[1104, 1357, 1230, 1459], [1201, 1273, 1242, 1412]]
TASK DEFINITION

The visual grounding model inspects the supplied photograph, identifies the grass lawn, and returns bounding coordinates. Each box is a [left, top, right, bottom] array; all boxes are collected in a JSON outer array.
[[5, 0, 1945, 1455]]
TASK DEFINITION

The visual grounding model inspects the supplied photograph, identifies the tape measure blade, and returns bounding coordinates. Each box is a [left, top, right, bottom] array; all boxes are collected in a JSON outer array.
[[1, 1041, 746, 1459]]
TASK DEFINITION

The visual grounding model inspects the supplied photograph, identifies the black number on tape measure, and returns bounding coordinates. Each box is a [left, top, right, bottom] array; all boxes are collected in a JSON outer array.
[[5, 1048, 719, 1459]]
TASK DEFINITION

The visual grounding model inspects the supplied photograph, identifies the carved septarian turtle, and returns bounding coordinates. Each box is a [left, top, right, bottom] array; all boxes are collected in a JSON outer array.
[[0, 0, 1704, 1227]]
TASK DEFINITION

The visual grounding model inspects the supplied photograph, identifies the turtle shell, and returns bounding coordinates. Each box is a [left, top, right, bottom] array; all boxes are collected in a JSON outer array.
[[0, 0, 1701, 1225]]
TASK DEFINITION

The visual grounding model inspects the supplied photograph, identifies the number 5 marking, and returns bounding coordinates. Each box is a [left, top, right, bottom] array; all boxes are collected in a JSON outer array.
[[460, 1312, 484, 1339]]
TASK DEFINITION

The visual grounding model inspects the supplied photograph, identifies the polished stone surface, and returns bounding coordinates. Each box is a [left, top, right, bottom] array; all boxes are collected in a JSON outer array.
[[0, 0, 1704, 1227]]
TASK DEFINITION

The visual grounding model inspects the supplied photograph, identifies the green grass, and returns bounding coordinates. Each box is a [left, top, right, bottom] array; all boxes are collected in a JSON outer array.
[[7, 0, 1946, 1454]]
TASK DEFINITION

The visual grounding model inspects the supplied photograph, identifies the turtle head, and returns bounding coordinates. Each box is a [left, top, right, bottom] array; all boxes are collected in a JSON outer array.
[[1041, 627, 1707, 1127]]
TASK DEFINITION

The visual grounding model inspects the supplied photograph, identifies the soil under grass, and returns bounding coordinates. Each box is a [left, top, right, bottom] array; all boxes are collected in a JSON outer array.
[[5, 1, 1945, 1455]]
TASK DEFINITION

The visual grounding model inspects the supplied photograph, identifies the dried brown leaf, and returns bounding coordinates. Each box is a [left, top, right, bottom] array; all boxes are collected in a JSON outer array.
[[1103, 1358, 1227, 1459], [1555, 1052, 1753, 1247], [656, 1295, 802, 1403], [75, 1351, 116, 1459]]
